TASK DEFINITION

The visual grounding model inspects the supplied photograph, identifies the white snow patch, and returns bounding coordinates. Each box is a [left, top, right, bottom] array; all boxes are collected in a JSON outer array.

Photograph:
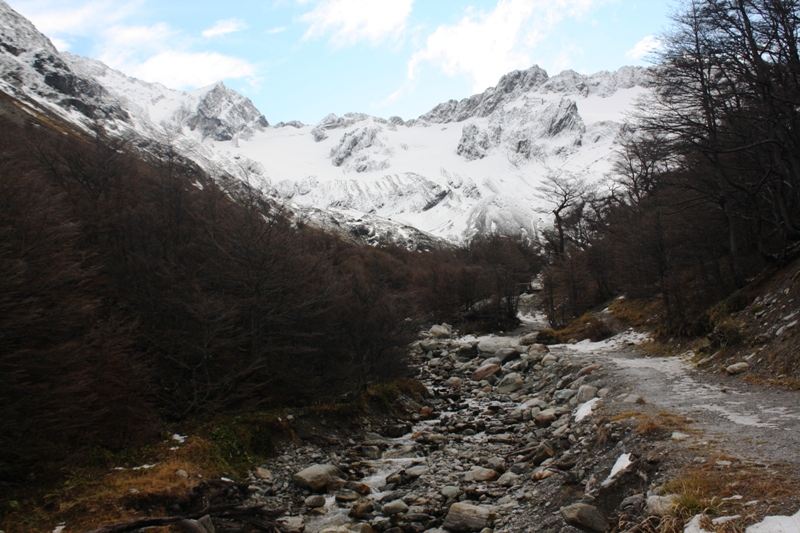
[[575, 398, 600, 422], [53, 525, 66, 533], [602, 453, 633, 486], [684, 515, 712, 533], [557, 329, 651, 354], [172, 433, 187, 443], [132, 463, 157, 470], [746, 510, 800, 533]]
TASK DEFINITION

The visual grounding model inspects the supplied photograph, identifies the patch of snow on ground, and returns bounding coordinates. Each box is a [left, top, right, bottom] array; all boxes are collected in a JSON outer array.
[[575, 398, 600, 422], [557, 329, 651, 354], [172, 433, 186, 443], [684, 515, 712, 533], [602, 453, 633, 486], [746, 510, 800, 533]]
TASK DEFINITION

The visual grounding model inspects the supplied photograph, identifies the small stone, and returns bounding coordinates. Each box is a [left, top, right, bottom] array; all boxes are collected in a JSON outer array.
[[305, 495, 327, 508], [541, 354, 558, 366], [622, 394, 642, 404], [519, 333, 539, 345], [559, 503, 607, 533], [442, 486, 462, 499], [496, 373, 523, 393], [576, 385, 598, 403], [430, 325, 452, 338], [445, 376, 464, 388], [578, 364, 601, 376], [175, 469, 188, 479], [335, 490, 360, 503], [362, 446, 382, 459], [383, 499, 409, 515], [464, 467, 500, 482], [349, 500, 375, 519], [406, 465, 428, 477], [497, 472, 519, 487], [278, 516, 305, 533], [726, 362, 749, 375], [671, 432, 690, 442], [254, 467, 272, 480], [534, 408, 557, 427], [473, 364, 501, 381], [646, 495, 678, 516]]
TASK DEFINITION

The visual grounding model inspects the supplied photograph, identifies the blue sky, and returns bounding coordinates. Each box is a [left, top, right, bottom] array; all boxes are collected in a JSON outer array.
[[8, 0, 675, 124]]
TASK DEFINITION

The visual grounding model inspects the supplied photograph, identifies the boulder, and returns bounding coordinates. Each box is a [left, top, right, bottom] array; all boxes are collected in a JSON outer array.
[[464, 466, 500, 482], [349, 500, 375, 519], [578, 364, 601, 376], [528, 344, 550, 356], [293, 464, 343, 492], [278, 516, 305, 533], [442, 503, 496, 532], [647, 495, 678, 516], [430, 324, 452, 338], [478, 337, 512, 354], [726, 362, 749, 375], [419, 340, 438, 352], [472, 363, 501, 381], [519, 332, 539, 345], [541, 353, 558, 366], [496, 373, 524, 393], [254, 467, 272, 480], [560, 503, 607, 533]]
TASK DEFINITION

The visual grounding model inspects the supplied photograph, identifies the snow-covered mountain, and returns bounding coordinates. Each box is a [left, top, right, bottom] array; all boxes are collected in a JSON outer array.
[[0, 0, 651, 245]]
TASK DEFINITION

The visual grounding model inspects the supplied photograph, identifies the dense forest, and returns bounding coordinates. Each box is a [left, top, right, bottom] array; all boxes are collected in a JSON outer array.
[[0, 110, 539, 484], [540, 0, 800, 333]]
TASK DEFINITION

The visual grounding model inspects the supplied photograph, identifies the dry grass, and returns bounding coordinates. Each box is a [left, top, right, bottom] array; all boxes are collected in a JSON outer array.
[[2, 436, 238, 533], [610, 411, 694, 436], [648, 459, 800, 533]]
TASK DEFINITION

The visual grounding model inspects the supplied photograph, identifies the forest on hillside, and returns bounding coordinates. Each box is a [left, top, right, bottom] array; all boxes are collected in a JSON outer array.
[[0, 110, 540, 484], [540, 0, 800, 333]]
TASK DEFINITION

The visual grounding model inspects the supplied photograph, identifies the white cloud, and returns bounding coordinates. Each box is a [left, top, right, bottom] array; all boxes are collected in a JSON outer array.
[[128, 51, 256, 89], [265, 26, 288, 35], [300, 0, 414, 46], [202, 18, 247, 38], [49, 37, 71, 51], [625, 35, 660, 60], [406, 0, 606, 93], [11, 0, 141, 36]]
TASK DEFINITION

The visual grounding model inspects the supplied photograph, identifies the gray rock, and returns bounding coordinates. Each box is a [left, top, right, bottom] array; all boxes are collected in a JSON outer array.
[[478, 337, 512, 354], [497, 471, 520, 487], [278, 516, 305, 533], [305, 495, 327, 508], [383, 499, 409, 515], [541, 353, 558, 366], [496, 373, 523, 393], [293, 464, 343, 492], [622, 394, 642, 404], [519, 332, 539, 345], [442, 486, 462, 499], [559, 503, 607, 533], [495, 348, 519, 363], [254, 467, 272, 480], [534, 408, 557, 426], [362, 445, 382, 459], [647, 495, 678, 516], [576, 385, 598, 403], [406, 465, 428, 477], [726, 362, 749, 375], [443, 503, 496, 532], [445, 376, 464, 388], [430, 324, 452, 338], [554, 389, 575, 401]]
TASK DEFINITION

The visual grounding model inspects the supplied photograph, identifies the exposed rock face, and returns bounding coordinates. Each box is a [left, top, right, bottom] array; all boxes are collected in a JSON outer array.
[[184, 83, 268, 141]]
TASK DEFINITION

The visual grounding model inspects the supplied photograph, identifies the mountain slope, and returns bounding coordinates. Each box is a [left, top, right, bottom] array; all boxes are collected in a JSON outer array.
[[0, 0, 652, 244]]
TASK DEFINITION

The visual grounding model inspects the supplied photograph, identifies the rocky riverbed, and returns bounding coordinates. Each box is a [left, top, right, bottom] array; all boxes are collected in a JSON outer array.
[[231, 318, 703, 533]]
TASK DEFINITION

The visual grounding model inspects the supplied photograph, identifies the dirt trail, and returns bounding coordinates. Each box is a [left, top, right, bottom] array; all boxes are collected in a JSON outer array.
[[516, 304, 800, 468]]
